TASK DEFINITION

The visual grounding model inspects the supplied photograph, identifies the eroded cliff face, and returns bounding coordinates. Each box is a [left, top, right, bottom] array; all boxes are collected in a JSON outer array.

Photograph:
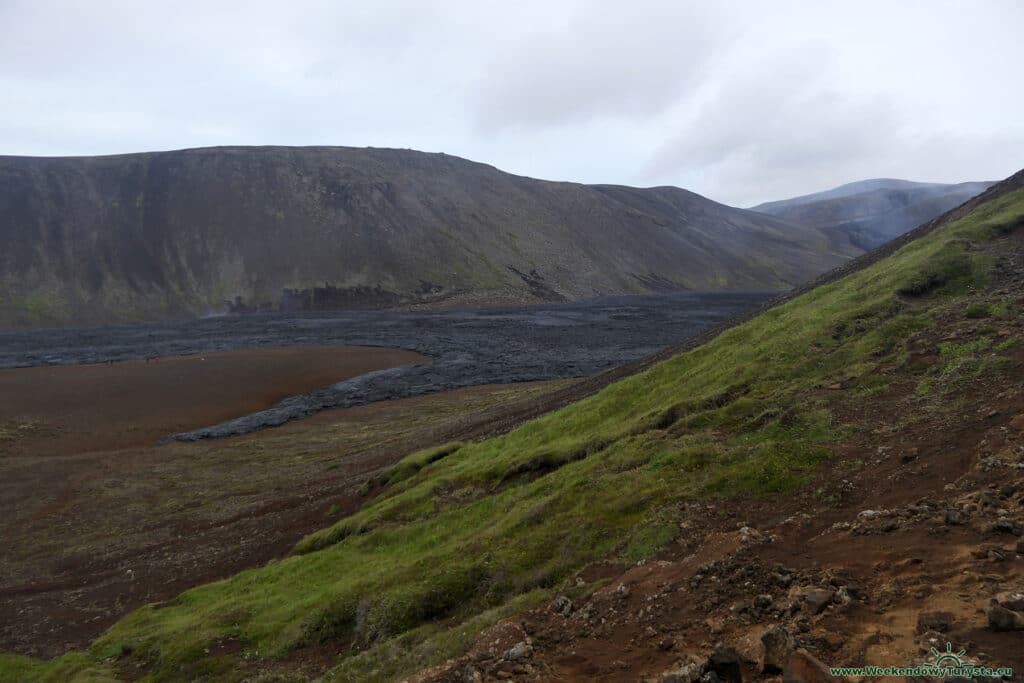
[[0, 146, 857, 328]]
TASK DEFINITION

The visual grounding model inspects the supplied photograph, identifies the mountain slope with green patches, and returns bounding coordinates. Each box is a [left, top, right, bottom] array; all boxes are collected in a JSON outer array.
[[2, 170, 1021, 682], [0, 146, 857, 328]]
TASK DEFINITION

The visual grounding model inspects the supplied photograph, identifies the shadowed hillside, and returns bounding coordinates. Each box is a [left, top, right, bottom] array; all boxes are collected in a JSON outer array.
[[0, 146, 857, 328], [751, 178, 992, 250]]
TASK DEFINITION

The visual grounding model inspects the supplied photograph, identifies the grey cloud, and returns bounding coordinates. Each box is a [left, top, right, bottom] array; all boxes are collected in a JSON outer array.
[[475, 3, 723, 131], [0, 0, 1021, 206]]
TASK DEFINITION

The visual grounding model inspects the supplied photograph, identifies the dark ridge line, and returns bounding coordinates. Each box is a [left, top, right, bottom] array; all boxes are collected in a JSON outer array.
[[453, 168, 1024, 441]]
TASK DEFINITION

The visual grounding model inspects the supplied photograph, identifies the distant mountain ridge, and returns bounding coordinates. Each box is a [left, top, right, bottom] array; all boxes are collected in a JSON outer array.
[[0, 146, 858, 328], [751, 178, 993, 250]]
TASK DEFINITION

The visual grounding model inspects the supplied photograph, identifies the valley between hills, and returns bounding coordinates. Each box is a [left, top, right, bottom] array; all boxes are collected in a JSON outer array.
[[0, 159, 1021, 683]]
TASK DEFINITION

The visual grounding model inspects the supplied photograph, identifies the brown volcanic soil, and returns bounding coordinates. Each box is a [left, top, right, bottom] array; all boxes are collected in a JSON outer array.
[[0, 370, 568, 658], [0, 345, 427, 457]]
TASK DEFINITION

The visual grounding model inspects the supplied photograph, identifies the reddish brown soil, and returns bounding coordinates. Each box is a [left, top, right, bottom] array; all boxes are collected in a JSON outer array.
[[0, 345, 427, 457], [0, 377, 567, 659]]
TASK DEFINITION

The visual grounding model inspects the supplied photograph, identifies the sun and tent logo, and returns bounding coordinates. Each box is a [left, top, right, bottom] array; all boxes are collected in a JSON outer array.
[[929, 642, 969, 669]]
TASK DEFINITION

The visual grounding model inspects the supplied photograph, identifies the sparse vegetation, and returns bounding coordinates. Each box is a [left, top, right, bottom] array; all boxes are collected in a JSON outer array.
[[0, 418, 43, 443]]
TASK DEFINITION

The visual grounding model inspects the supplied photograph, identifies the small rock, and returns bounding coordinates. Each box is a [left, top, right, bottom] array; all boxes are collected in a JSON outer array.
[[772, 572, 794, 588], [800, 588, 835, 615], [987, 518, 1022, 534], [504, 641, 533, 661], [658, 637, 675, 651], [754, 594, 774, 609], [916, 611, 953, 633], [995, 590, 1024, 611], [550, 595, 574, 617], [659, 655, 705, 683], [761, 624, 795, 674], [708, 644, 743, 683], [616, 583, 630, 599], [739, 526, 764, 544], [987, 604, 1024, 631], [783, 649, 839, 683], [945, 509, 966, 525], [857, 509, 886, 520]]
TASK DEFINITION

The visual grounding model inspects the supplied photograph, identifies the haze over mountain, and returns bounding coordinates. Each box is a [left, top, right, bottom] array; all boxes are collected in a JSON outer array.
[[751, 178, 993, 250], [0, 146, 859, 329]]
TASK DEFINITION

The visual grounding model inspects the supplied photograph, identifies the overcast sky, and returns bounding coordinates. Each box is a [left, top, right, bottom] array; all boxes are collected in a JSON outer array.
[[1, 0, 1021, 206]]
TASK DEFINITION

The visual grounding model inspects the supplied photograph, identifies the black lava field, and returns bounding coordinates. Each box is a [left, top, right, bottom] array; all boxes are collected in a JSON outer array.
[[0, 291, 775, 440]]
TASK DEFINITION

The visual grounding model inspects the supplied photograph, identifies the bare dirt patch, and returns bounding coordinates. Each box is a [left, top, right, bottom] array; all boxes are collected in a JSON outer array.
[[0, 345, 427, 457], [0, 340, 562, 658]]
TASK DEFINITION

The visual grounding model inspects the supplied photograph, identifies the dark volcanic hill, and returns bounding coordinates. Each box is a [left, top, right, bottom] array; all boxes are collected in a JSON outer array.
[[0, 146, 858, 328], [750, 178, 993, 250]]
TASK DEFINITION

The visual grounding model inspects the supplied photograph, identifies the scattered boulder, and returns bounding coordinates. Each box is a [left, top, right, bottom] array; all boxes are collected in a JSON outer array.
[[503, 641, 533, 661], [987, 604, 1024, 631], [739, 526, 764, 544], [783, 649, 839, 683], [916, 610, 954, 633], [550, 595, 573, 617], [657, 654, 705, 683], [995, 590, 1024, 611], [800, 588, 835, 615], [761, 624, 795, 674], [773, 572, 795, 588], [987, 518, 1023, 535], [708, 644, 743, 683], [944, 509, 966, 525]]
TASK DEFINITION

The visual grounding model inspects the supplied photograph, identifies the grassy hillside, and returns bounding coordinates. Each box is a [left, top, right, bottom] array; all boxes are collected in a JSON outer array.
[[0, 147, 856, 329], [2, 175, 1021, 682]]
